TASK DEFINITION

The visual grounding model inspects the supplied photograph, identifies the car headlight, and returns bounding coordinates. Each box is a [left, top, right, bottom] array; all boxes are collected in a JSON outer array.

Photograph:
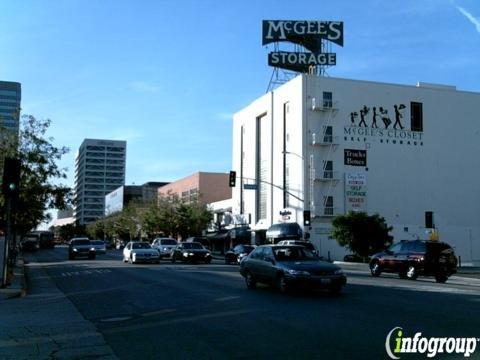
[[90, 247, 95, 251], [188, 252, 195, 256], [73, 248, 78, 252], [163, 247, 168, 251], [183, 252, 189, 257], [205, 252, 211, 257], [287, 269, 310, 276], [334, 269, 344, 275]]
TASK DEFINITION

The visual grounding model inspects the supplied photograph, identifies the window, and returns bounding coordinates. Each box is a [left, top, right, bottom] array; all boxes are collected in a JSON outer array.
[[322, 91, 333, 108], [388, 242, 403, 254], [324, 196, 334, 215], [323, 126, 333, 143], [411, 102, 423, 132], [323, 160, 333, 179]]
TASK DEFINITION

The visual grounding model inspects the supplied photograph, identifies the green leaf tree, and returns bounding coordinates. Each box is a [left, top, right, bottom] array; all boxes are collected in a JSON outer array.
[[331, 211, 393, 259], [1, 115, 72, 237]]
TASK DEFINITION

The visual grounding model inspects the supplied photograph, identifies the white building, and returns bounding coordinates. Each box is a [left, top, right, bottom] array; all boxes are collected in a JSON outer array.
[[74, 139, 126, 225], [231, 74, 480, 265]]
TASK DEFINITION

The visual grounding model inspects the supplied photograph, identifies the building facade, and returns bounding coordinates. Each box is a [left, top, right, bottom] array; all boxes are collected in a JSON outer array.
[[105, 182, 169, 216], [0, 81, 21, 180], [158, 172, 231, 206], [232, 74, 480, 265], [74, 139, 126, 224]]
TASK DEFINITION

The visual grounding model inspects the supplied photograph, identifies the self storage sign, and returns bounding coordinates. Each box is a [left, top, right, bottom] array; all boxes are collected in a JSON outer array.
[[345, 173, 367, 212]]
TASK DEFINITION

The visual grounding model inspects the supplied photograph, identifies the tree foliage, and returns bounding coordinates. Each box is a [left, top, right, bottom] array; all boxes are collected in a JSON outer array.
[[331, 211, 393, 258], [1, 115, 71, 236]]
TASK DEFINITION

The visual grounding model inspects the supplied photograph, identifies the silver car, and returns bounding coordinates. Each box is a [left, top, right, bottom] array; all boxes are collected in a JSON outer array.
[[151, 237, 178, 258], [91, 240, 106, 254]]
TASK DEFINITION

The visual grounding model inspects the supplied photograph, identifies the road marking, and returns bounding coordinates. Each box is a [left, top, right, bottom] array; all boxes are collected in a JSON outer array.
[[100, 316, 133, 322], [103, 309, 255, 334], [60, 269, 112, 277], [214, 296, 240, 302], [141, 309, 176, 317]]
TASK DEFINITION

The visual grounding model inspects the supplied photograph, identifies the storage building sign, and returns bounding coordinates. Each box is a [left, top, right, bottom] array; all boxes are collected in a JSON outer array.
[[262, 20, 344, 73], [345, 173, 367, 212]]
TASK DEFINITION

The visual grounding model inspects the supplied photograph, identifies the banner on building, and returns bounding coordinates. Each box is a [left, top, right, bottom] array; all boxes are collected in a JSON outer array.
[[345, 173, 367, 212]]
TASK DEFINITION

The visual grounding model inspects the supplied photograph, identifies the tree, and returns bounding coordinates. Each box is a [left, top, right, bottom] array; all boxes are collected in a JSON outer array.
[[1, 115, 71, 237], [331, 211, 393, 259]]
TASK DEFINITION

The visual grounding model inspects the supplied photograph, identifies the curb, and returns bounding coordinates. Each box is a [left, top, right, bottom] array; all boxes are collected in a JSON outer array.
[[0, 257, 27, 300]]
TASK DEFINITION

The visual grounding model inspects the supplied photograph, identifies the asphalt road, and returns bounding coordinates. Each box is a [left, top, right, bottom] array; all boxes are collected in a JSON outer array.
[[23, 247, 480, 359]]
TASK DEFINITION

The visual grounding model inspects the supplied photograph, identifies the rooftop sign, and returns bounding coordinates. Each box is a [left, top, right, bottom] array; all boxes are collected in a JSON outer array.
[[262, 20, 344, 73]]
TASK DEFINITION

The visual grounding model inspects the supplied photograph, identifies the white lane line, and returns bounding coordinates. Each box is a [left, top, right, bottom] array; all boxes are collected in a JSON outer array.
[[214, 296, 240, 302], [103, 309, 255, 334], [100, 316, 133, 323], [141, 309, 177, 317]]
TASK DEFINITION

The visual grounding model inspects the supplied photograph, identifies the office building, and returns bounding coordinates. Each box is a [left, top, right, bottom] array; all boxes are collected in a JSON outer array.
[[74, 139, 126, 224], [0, 81, 21, 180]]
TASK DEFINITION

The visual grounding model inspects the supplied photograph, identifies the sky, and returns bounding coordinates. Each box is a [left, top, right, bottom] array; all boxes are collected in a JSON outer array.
[[1, 0, 480, 191]]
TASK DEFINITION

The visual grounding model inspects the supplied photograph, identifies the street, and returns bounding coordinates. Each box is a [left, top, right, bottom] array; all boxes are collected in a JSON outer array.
[[2, 247, 480, 359]]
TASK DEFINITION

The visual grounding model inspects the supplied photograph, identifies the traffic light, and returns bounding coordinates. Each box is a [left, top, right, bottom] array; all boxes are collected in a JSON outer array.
[[425, 211, 434, 229], [229, 170, 236, 187], [2, 157, 21, 198], [303, 210, 311, 226]]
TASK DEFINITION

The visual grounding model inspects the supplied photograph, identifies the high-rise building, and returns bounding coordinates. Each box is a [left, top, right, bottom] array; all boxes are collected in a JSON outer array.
[[0, 81, 21, 180], [74, 139, 126, 225]]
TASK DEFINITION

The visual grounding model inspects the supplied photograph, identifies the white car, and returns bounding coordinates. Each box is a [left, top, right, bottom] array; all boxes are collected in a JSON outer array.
[[123, 242, 160, 264], [151, 237, 178, 258]]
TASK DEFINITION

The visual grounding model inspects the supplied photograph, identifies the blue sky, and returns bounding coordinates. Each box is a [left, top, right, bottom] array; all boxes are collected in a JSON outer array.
[[1, 0, 479, 189]]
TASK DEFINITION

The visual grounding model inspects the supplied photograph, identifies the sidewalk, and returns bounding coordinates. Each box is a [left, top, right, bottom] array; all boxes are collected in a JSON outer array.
[[0, 253, 117, 359], [0, 256, 26, 300]]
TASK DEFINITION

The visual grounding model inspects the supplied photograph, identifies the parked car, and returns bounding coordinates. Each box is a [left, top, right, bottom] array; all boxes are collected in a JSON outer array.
[[277, 240, 318, 255], [239, 245, 347, 294], [266, 223, 303, 244], [68, 238, 96, 260], [123, 242, 160, 264], [151, 237, 178, 258], [91, 240, 106, 254], [171, 242, 212, 264], [225, 244, 256, 264], [20, 236, 40, 252], [185, 236, 210, 249], [369, 240, 458, 283]]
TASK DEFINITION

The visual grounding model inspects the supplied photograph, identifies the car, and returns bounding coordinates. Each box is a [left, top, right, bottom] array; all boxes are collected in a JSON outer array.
[[266, 223, 303, 243], [68, 238, 96, 260], [239, 245, 347, 294], [185, 236, 210, 249], [20, 236, 40, 252], [91, 240, 107, 254], [277, 240, 318, 255], [171, 242, 212, 264], [225, 244, 256, 264], [123, 241, 160, 264], [369, 240, 458, 283], [151, 237, 178, 258]]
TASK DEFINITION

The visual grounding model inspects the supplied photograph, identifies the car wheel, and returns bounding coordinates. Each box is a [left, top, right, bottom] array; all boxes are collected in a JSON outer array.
[[89, 255, 96, 260], [406, 265, 418, 280], [435, 273, 448, 283], [370, 261, 382, 277], [69, 253, 74, 260], [277, 275, 289, 294], [398, 270, 408, 279], [129, 255, 133, 264], [225, 258, 230, 265], [245, 271, 256, 289], [205, 258, 212, 264], [171, 256, 176, 264]]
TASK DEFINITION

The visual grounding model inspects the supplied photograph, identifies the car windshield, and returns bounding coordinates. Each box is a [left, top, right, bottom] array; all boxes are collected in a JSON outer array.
[[73, 240, 90, 246], [132, 242, 151, 249], [161, 239, 177, 245], [182, 242, 203, 249], [273, 247, 318, 261], [91, 241, 104, 245]]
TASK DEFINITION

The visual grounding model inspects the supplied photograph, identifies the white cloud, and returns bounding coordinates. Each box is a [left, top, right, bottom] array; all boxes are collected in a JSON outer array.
[[456, 6, 480, 33], [129, 81, 161, 93]]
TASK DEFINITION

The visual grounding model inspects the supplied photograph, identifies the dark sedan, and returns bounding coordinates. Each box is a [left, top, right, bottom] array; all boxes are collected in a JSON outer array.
[[68, 238, 96, 260], [240, 245, 346, 294], [171, 242, 212, 264], [225, 244, 256, 264]]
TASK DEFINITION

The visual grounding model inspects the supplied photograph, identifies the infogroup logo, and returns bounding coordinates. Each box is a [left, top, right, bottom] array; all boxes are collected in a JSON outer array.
[[385, 327, 479, 359]]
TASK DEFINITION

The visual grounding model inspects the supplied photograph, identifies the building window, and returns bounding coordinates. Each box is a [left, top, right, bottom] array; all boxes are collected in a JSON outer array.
[[323, 126, 333, 143], [411, 102, 423, 132], [322, 92, 333, 108], [323, 160, 333, 179], [324, 196, 334, 216]]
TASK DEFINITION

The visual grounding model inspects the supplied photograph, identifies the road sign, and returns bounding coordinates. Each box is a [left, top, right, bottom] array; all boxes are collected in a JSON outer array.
[[243, 184, 258, 190]]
